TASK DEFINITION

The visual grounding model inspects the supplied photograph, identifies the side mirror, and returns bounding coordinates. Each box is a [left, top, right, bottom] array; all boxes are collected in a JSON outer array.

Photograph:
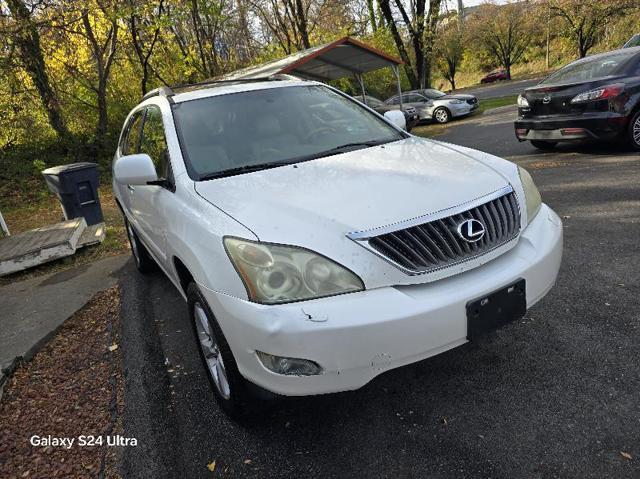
[[114, 153, 158, 185], [384, 110, 407, 131]]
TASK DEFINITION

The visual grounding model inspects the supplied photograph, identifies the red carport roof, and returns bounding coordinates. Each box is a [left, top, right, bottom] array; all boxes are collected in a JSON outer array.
[[219, 37, 402, 82]]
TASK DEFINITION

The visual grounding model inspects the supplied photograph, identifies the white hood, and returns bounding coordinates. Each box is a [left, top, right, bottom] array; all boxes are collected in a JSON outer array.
[[194, 137, 513, 287], [195, 137, 508, 240]]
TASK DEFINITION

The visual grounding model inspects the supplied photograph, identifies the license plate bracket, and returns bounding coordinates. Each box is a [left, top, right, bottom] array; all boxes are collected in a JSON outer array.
[[466, 279, 526, 340]]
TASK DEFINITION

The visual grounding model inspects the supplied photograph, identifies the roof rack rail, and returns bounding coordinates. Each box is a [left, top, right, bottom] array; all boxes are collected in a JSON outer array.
[[141, 86, 174, 101], [141, 75, 302, 100], [169, 75, 293, 92]]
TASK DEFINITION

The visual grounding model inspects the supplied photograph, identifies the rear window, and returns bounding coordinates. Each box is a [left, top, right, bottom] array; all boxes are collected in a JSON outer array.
[[541, 51, 636, 84]]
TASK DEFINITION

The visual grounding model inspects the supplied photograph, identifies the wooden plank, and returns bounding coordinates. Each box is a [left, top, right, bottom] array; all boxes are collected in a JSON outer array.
[[0, 218, 86, 276], [77, 222, 106, 247]]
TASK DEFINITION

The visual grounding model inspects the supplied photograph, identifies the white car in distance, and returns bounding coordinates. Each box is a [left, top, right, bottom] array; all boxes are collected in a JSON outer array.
[[112, 78, 563, 418]]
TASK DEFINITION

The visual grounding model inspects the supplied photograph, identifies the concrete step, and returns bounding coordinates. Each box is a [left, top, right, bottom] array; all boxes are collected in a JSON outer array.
[[0, 217, 87, 277]]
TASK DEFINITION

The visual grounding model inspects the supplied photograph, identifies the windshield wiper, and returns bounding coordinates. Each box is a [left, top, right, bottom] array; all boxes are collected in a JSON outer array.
[[324, 139, 393, 153], [198, 161, 291, 181]]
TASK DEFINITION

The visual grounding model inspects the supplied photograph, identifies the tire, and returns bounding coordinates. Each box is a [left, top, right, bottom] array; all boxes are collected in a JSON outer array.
[[124, 218, 156, 273], [187, 282, 257, 418], [530, 140, 558, 150], [433, 107, 451, 124], [628, 109, 640, 151]]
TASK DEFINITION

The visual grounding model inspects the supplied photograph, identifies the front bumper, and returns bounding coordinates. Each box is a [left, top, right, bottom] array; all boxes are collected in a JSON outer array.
[[514, 112, 629, 142], [450, 102, 476, 118], [200, 204, 563, 396]]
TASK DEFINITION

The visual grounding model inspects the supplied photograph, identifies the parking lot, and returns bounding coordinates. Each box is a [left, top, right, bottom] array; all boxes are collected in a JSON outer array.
[[119, 105, 640, 479]]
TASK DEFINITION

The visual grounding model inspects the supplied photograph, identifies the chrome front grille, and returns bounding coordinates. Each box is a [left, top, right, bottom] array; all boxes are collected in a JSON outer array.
[[348, 188, 520, 275]]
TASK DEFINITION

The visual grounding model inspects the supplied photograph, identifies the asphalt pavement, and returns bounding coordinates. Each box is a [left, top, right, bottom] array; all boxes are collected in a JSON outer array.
[[119, 107, 640, 478], [453, 78, 543, 100]]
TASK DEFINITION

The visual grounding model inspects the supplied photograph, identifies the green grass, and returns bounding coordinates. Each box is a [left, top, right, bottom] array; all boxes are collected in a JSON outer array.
[[477, 95, 518, 114]]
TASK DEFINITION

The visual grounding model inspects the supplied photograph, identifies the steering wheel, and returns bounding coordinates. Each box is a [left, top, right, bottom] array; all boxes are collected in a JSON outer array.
[[302, 125, 337, 142]]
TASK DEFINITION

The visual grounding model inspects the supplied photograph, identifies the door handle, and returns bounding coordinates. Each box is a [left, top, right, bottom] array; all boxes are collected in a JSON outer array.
[[127, 185, 135, 192]]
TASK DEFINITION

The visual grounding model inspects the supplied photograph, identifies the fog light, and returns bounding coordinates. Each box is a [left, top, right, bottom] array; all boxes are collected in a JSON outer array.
[[256, 351, 322, 376]]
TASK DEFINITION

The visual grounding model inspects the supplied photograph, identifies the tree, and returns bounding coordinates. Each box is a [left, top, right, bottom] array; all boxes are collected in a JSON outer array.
[[80, 1, 120, 146], [549, 0, 637, 58], [379, 0, 442, 89], [252, 0, 312, 54], [5, 0, 70, 140], [128, 0, 164, 95], [436, 22, 463, 90], [469, 2, 531, 80]]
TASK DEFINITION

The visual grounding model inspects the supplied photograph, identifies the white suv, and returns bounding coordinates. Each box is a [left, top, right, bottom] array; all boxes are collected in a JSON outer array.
[[113, 79, 563, 417]]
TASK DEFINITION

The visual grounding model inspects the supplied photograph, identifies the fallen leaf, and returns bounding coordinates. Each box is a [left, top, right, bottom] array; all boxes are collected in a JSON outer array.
[[207, 461, 216, 471], [244, 459, 252, 464], [620, 451, 632, 460], [108, 344, 118, 352]]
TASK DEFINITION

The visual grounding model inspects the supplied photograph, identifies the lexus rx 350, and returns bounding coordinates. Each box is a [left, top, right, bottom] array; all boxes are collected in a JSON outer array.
[[113, 78, 563, 417]]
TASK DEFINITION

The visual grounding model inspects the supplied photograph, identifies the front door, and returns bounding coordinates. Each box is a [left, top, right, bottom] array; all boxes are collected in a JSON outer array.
[[132, 104, 174, 266]]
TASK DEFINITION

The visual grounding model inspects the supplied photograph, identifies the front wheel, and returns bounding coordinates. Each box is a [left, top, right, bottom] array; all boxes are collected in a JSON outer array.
[[433, 107, 451, 124], [188, 283, 257, 418], [628, 109, 640, 151], [530, 140, 558, 150], [125, 219, 156, 273]]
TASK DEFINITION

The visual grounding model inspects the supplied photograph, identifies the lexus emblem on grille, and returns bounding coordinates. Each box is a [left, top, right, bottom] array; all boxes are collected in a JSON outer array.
[[457, 219, 485, 243], [542, 95, 551, 104]]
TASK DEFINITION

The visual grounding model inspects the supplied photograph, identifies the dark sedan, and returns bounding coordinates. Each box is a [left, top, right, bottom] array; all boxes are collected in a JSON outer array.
[[353, 95, 419, 131], [515, 47, 640, 150]]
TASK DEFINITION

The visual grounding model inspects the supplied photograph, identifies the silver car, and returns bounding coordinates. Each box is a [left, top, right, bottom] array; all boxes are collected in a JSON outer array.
[[385, 89, 479, 124]]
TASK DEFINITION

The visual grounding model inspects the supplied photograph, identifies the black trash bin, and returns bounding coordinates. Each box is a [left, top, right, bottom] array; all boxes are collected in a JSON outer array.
[[42, 162, 104, 226]]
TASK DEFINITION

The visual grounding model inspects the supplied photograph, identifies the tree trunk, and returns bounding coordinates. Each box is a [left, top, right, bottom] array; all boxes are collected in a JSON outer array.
[[380, 0, 419, 88], [294, 0, 311, 48], [367, 0, 378, 32], [6, 0, 70, 141], [81, 8, 118, 148], [421, 0, 442, 88]]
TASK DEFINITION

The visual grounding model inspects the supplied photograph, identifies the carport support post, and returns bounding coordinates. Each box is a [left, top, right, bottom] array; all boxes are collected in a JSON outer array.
[[355, 73, 367, 104], [392, 65, 403, 110], [0, 209, 9, 236]]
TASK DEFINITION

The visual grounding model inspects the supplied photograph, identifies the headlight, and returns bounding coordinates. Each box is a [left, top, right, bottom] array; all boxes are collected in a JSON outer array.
[[517, 94, 530, 108], [518, 166, 542, 224], [224, 237, 364, 304]]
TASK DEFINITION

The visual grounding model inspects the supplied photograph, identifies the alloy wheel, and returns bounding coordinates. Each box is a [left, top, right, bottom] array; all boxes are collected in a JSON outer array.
[[435, 109, 449, 123], [633, 116, 640, 146], [194, 302, 231, 399]]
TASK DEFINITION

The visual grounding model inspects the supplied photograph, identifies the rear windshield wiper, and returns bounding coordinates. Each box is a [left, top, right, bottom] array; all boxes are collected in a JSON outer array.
[[198, 161, 292, 181]]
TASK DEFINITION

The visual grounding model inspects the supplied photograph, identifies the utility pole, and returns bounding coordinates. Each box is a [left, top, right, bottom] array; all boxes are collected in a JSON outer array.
[[546, 2, 551, 69]]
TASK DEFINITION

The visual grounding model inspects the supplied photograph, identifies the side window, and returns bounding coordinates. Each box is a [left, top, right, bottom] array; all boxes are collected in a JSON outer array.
[[122, 111, 144, 155], [404, 94, 425, 103], [386, 96, 399, 105], [140, 105, 172, 183]]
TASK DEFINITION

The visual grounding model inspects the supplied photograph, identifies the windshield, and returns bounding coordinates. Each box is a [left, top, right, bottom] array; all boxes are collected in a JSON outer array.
[[423, 89, 446, 99], [541, 51, 635, 84], [172, 85, 404, 179]]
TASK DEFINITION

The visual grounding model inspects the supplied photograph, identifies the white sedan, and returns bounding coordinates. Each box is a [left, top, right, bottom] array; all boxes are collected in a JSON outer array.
[[112, 79, 562, 418]]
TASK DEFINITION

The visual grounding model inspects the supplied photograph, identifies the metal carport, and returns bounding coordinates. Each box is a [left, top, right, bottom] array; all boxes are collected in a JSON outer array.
[[219, 37, 405, 108]]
